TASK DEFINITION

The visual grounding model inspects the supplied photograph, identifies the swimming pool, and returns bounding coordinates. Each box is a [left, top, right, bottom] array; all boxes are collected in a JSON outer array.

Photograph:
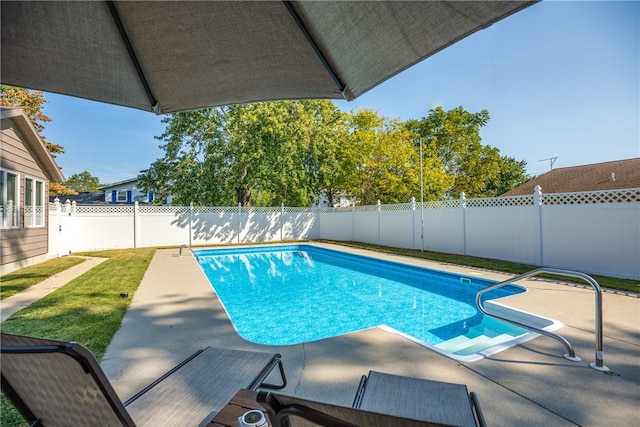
[[194, 244, 560, 361]]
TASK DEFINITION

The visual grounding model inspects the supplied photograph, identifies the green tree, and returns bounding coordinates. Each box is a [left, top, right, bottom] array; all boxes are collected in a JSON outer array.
[[139, 100, 348, 207], [64, 171, 102, 193], [302, 104, 352, 207], [482, 156, 531, 196], [138, 108, 229, 206], [139, 102, 528, 208], [406, 106, 499, 198], [255, 100, 350, 207], [345, 109, 453, 205], [347, 110, 412, 205], [413, 152, 456, 203]]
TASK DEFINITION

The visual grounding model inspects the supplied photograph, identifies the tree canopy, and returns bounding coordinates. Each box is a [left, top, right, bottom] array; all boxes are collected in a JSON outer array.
[[139, 102, 530, 207], [0, 85, 64, 157], [139, 100, 348, 207], [1, 85, 73, 196], [344, 109, 452, 205], [64, 171, 102, 193]]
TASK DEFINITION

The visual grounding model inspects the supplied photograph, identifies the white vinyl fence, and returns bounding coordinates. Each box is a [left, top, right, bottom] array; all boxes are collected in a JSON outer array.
[[48, 187, 640, 279]]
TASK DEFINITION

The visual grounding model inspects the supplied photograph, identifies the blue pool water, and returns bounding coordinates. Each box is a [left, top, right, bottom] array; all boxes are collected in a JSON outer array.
[[194, 245, 536, 358]]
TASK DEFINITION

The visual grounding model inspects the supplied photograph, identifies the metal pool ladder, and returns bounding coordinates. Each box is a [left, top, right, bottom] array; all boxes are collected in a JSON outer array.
[[475, 268, 609, 372]]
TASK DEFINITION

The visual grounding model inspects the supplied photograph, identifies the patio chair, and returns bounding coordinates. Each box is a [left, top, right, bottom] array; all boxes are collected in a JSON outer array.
[[0, 332, 287, 427], [258, 370, 485, 427], [353, 371, 486, 427]]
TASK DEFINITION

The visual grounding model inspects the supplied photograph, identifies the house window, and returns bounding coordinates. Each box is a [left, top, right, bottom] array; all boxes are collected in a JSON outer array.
[[1, 170, 19, 228], [25, 177, 45, 227], [114, 190, 132, 203], [110, 190, 134, 203]]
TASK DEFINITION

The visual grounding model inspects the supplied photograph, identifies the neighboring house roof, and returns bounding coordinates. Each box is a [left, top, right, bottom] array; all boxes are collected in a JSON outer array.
[[98, 178, 139, 190], [0, 106, 65, 182], [49, 192, 105, 204], [502, 158, 640, 196]]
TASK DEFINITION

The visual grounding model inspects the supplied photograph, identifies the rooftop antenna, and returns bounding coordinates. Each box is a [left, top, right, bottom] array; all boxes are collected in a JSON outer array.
[[539, 157, 558, 170]]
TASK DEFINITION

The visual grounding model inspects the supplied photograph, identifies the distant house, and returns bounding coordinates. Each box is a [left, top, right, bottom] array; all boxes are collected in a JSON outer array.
[[311, 191, 353, 208], [51, 178, 169, 205], [1, 107, 65, 274], [502, 158, 640, 196], [49, 191, 105, 204], [99, 178, 155, 204]]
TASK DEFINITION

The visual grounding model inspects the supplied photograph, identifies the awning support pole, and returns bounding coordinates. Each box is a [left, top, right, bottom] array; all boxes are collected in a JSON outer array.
[[282, 1, 354, 100], [106, 1, 162, 114]]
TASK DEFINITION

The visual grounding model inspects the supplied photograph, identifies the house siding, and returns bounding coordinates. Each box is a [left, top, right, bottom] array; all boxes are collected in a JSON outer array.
[[1, 117, 50, 272], [102, 181, 151, 204], [1, 227, 49, 264], [1, 126, 48, 180]]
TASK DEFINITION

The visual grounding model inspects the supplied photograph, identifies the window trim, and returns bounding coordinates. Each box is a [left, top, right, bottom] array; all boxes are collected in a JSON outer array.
[[1, 169, 20, 229], [24, 175, 46, 228], [117, 190, 128, 203]]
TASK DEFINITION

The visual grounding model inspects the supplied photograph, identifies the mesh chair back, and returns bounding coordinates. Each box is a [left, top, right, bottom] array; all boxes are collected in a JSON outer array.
[[1, 333, 135, 427]]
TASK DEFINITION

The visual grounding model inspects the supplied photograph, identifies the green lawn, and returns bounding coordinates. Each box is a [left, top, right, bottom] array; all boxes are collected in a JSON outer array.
[[1, 248, 156, 427], [1, 256, 86, 300]]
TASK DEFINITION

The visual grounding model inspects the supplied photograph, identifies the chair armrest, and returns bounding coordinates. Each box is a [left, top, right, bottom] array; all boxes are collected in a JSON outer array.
[[351, 374, 368, 408], [470, 392, 487, 427], [247, 354, 287, 391]]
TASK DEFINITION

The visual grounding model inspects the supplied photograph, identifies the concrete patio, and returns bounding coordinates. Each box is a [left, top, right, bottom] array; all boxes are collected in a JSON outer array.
[[94, 243, 639, 426]]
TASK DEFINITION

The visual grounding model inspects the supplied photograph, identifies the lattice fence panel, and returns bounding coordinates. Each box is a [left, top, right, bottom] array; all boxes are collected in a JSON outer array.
[[241, 206, 282, 214], [354, 205, 380, 212], [466, 195, 534, 208], [542, 188, 640, 205], [138, 206, 188, 214], [192, 206, 235, 214], [75, 205, 134, 215], [317, 206, 352, 213], [69, 188, 638, 216], [380, 203, 412, 212], [190, 206, 316, 214], [422, 200, 460, 209], [284, 207, 315, 213]]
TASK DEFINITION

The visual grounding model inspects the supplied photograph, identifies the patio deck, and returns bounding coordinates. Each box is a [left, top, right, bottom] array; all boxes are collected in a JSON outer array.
[[99, 244, 639, 426]]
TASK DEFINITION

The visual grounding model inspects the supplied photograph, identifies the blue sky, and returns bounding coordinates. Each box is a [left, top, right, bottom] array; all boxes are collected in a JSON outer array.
[[42, 0, 639, 185]]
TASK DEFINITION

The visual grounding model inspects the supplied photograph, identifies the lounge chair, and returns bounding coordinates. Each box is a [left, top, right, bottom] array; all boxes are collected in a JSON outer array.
[[258, 370, 485, 427], [0, 332, 286, 426]]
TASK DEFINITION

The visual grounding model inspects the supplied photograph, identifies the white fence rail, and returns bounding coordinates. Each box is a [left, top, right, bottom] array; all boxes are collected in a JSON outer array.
[[48, 187, 640, 279]]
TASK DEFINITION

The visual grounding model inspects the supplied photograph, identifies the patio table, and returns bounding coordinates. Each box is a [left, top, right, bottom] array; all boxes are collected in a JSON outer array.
[[205, 389, 265, 427]]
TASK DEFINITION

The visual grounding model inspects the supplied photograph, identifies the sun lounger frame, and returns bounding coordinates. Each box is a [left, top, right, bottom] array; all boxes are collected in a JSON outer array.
[[1, 333, 286, 427]]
